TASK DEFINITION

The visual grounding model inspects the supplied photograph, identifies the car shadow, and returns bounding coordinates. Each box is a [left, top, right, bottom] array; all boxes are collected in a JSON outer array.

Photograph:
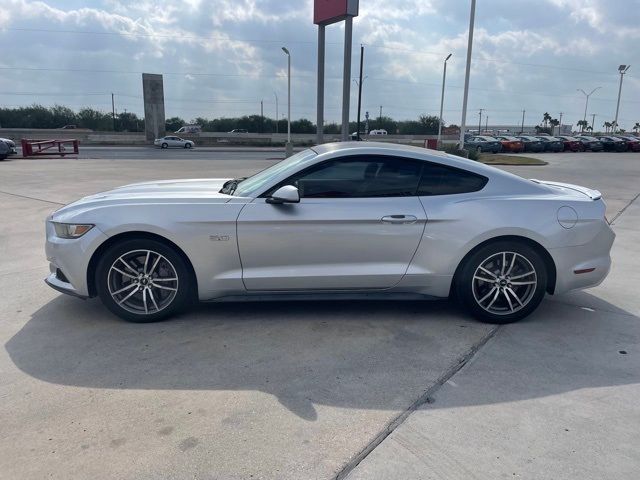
[[5, 291, 639, 420]]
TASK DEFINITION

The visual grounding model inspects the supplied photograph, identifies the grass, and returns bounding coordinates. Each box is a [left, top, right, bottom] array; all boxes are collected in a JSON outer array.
[[478, 154, 547, 166]]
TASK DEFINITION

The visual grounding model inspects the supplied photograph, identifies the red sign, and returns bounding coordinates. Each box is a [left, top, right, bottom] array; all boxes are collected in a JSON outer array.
[[314, 0, 359, 25]]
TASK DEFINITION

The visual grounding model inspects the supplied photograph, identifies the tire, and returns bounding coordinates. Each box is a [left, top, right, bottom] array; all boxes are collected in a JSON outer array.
[[161, 143, 168, 149], [476, 146, 482, 153], [184, 143, 192, 149], [95, 238, 193, 322], [455, 241, 548, 324]]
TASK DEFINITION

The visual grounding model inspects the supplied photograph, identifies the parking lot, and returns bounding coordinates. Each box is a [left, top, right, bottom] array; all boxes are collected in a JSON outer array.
[[1, 150, 639, 479]]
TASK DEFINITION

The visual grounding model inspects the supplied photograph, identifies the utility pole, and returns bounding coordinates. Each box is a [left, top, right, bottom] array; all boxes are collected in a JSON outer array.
[[437, 53, 453, 148], [459, 0, 476, 149], [341, 16, 353, 141], [521, 109, 525, 134], [478, 108, 484, 134], [111, 93, 116, 131], [558, 112, 563, 135], [282, 47, 292, 157], [274, 92, 278, 134], [379, 105, 383, 123], [260, 99, 264, 133], [613, 65, 630, 133], [356, 44, 364, 141], [591, 113, 596, 132], [485, 115, 488, 133]]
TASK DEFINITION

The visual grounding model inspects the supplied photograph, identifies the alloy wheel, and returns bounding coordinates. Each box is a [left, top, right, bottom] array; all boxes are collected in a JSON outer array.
[[472, 251, 537, 316], [107, 249, 179, 315]]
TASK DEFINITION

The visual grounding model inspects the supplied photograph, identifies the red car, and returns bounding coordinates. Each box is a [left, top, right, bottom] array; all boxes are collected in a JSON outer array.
[[494, 135, 524, 153], [613, 136, 640, 152], [557, 136, 585, 152]]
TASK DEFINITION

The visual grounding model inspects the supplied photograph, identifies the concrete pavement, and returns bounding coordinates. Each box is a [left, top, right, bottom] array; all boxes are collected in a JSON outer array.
[[0, 150, 638, 479]]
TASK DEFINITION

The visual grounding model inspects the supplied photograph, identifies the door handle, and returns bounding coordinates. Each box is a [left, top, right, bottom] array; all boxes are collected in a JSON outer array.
[[381, 215, 418, 224]]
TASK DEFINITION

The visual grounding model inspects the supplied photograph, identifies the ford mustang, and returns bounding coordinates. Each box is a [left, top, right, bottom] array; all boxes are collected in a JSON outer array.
[[45, 142, 614, 324]]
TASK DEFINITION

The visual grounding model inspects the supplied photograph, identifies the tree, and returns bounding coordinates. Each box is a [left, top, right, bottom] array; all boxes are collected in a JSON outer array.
[[418, 115, 440, 134], [165, 116, 185, 132], [549, 118, 560, 134], [577, 119, 588, 132], [633, 122, 640, 133], [542, 112, 552, 129], [603, 121, 612, 133], [586, 125, 593, 132]]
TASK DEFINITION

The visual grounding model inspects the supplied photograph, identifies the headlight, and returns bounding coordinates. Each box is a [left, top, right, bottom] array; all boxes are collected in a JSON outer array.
[[52, 222, 94, 239]]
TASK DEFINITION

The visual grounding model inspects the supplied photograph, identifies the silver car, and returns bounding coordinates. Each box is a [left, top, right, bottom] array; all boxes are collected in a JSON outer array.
[[45, 142, 614, 324], [153, 136, 194, 149]]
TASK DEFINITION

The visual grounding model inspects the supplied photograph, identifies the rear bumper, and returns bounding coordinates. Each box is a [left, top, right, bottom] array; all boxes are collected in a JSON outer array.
[[550, 223, 615, 295]]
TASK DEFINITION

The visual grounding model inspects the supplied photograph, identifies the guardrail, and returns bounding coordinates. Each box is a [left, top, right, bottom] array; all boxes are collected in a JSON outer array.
[[21, 139, 79, 157]]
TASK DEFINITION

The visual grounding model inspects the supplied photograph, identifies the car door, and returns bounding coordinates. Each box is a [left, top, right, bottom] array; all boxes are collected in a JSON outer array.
[[236, 155, 427, 291]]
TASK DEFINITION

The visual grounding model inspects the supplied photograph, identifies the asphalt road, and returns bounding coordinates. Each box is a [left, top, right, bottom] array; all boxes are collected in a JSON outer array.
[[0, 150, 639, 479]]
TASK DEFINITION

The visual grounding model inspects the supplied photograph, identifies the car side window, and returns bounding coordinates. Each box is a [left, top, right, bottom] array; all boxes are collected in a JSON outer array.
[[418, 163, 488, 196], [272, 156, 423, 198]]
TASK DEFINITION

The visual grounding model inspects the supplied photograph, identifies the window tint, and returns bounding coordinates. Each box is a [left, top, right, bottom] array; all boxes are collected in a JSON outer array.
[[418, 163, 487, 196], [281, 156, 423, 198]]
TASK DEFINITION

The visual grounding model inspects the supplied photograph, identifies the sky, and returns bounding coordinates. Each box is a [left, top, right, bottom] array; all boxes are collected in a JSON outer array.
[[0, 0, 638, 130]]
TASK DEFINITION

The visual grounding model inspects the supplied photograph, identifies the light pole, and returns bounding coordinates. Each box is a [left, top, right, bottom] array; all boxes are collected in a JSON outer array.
[[437, 53, 452, 148], [282, 47, 292, 157], [578, 87, 601, 126], [274, 92, 279, 134], [613, 64, 630, 133], [459, 0, 476, 149]]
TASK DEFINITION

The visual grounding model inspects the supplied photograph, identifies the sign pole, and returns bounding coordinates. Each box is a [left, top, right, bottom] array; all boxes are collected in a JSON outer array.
[[341, 16, 353, 141], [316, 25, 325, 145]]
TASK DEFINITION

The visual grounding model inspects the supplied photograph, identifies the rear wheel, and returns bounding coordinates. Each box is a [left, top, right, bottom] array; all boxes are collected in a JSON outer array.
[[455, 241, 547, 324], [161, 143, 168, 149], [96, 239, 193, 322], [476, 146, 482, 153]]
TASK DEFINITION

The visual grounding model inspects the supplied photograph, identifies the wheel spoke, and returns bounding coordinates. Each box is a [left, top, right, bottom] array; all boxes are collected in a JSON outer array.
[[143, 288, 148, 314], [143, 251, 150, 274], [119, 257, 139, 275], [148, 288, 160, 312], [478, 286, 498, 304], [474, 275, 494, 283], [153, 284, 177, 292], [511, 280, 536, 286], [503, 288, 515, 312], [111, 266, 136, 279], [486, 288, 501, 309], [506, 287, 524, 307], [505, 253, 517, 276], [152, 277, 178, 282], [501, 252, 507, 275], [110, 283, 137, 295], [148, 254, 162, 275], [478, 266, 497, 279], [510, 270, 535, 280], [117, 286, 139, 305]]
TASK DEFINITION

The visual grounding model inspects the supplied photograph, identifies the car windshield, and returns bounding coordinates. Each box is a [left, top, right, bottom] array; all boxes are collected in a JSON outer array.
[[230, 148, 317, 197]]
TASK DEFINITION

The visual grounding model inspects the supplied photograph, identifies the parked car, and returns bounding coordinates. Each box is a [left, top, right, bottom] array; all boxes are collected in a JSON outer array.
[[597, 136, 629, 152], [535, 136, 564, 152], [515, 136, 545, 153], [556, 136, 585, 152], [0, 137, 17, 155], [369, 129, 388, 136], [44, 142, 614, 324], [0, 140, 9, 160], [349, 132, 366, 141], [153, 136, 195, 149], [465, 136, 502, 153], [613, 135, 640, 152], [494, 136, 524, 153], [575, 136, 604, 152], [229, 129, 249, 134]]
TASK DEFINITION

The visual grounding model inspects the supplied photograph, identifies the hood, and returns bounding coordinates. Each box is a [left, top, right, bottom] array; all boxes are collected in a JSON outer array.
[[52, 178, 235, 220]]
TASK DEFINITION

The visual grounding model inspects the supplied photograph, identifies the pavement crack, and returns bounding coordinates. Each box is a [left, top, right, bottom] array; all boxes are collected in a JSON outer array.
[[333, 325, 501, 480], [610, 191, 640, 225], [0, 190, 65, 206]]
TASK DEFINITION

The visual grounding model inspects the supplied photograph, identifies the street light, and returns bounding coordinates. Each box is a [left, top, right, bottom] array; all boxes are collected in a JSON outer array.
[[459, 0, 476, 149], [613, 64, 630, 133], [282, 47, 292, 157], [577, 87, 601, 131], [437, 53, 452, 148]]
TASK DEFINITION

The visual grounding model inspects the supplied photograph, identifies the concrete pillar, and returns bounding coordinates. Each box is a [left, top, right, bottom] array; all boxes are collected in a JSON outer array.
[[142, 73, 166, 142]]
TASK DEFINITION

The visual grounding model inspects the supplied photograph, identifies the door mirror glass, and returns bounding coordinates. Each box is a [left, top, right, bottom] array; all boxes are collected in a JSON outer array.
[[266, 185, 300, 204]]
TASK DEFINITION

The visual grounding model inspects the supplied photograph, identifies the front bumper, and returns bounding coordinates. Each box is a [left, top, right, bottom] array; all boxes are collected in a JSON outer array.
[[45, 221, 109, 297]]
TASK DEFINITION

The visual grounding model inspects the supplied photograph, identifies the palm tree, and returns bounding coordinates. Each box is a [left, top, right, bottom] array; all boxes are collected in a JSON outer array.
[[542, 112, 552, 129], [577, 119, 588, 132], [603, 121, 612, 133], [634, 122, 640, 133], [586, 125, 593, 132], [549, 118, 560, 135]]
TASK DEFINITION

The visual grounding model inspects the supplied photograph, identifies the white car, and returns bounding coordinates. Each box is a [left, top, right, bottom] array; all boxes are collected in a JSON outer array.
[[369, 129, 388, 136], [154, 136, 194, 149], [0, 137, 17, 155], [44, 142, 614, 324]]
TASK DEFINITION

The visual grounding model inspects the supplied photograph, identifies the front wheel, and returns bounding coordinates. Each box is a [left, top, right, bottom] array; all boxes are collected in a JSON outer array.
[[476, 146, 482, 153], [161, 143, 168, 149], [184, 143, 192, 149], [95, 239, 193, 322], [455, 241, 547, 324]]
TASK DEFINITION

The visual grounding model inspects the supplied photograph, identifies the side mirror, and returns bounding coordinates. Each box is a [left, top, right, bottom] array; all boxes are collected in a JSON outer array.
[[266, 185, 300, 204]]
